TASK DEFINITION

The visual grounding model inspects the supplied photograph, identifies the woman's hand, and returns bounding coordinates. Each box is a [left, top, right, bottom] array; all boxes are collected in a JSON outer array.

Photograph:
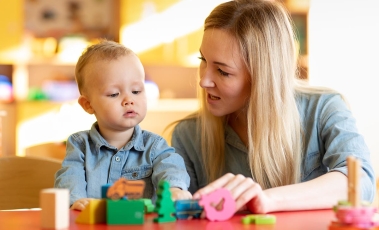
[[70, 198, 93, 211], [193, 173, 272, 214], [170, 187, 193, 200]]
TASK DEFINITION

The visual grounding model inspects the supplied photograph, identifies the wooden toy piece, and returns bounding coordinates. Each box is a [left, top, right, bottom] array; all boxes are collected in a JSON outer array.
[[40, 188, 69, 229], [198, 188, 236, 222], [106, 178, 145, 200], [106, 199, 145, 225], [154, 180, 177, 223], [330, 156, 379, 229], [347, 156, 360, 207], [76, 199, 106, 224], [241, 214, 276, 225], [174, 199, 203, 219], [141, 198, 155, 213]]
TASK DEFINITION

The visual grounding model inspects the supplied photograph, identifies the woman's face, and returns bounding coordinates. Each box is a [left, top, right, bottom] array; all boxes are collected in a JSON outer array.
[[199, 28, 251, 118]]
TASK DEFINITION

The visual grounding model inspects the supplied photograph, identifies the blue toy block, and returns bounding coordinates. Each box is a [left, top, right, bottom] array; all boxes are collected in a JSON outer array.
[[101, 184, 112, 199], [174, 200, 203, 219]]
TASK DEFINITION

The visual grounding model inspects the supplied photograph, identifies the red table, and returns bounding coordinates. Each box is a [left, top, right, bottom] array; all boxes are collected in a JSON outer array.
[[0, 208, 336, 230]]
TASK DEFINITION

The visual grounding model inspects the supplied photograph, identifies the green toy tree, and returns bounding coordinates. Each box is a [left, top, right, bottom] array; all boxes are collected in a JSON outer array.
[[153, 180, 176, 223]]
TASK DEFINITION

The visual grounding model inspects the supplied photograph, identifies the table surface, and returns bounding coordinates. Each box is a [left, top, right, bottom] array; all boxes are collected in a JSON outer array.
[[0, 208, 338, 230]]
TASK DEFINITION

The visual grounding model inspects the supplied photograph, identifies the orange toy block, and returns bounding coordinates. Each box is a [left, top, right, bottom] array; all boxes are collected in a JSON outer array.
[[76, 199, 106, 224], [40, 188, 70, 229], [107, 178, 145, 200]]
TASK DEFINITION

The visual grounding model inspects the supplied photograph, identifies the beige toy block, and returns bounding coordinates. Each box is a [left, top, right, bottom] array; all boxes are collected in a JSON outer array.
[[40, 188, 69, 229]]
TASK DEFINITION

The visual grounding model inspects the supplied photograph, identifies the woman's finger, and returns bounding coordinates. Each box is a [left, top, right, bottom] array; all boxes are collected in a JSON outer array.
[[193, 173, 235, 199]]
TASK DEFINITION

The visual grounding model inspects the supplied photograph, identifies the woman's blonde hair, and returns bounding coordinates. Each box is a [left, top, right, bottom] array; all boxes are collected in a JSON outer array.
[[196, 0, 302, 189], [170, 0, 337, 189]]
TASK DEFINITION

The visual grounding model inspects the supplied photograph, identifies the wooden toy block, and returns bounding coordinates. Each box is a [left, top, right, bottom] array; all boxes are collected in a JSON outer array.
[[199, 188, 236, 221], [76, 199, 106, 224], [40, 188, 69, 229], [241, 214, 276, 225], [174, 199, 203, 219], [347, 156, 360, 207], [141, 198, 155, 213], [330, 156, 379, 229], [154, 180, 176, 223], [101, 184, 112, 198], [107, 178, 145, 200], [106, 199, 144, 225]]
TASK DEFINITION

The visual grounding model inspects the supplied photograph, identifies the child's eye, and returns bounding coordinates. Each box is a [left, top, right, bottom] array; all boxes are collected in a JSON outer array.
[[198, 56, 206, 62], [132, 91, 141, 95], [108, 93, 119, 98], [218, 68, 229, 77]]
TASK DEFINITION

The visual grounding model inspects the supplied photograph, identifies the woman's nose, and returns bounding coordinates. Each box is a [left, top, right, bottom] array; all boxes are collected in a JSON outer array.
[[199, 69, 215, 88]]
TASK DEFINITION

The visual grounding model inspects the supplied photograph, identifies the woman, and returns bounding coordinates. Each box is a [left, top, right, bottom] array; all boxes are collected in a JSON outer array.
[[170, 0, 375, 213]]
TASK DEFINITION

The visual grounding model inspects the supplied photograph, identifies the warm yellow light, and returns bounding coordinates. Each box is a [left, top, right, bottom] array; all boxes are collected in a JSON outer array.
[[120, 0, 227, 54]]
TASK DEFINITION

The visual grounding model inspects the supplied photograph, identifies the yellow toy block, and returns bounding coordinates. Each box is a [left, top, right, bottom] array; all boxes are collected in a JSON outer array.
[[76, 199, 106, 224]]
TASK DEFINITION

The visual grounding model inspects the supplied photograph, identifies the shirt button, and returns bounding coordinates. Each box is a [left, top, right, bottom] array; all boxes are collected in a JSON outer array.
[[115, 156, 121, 162], [132, 172, 138, 178]]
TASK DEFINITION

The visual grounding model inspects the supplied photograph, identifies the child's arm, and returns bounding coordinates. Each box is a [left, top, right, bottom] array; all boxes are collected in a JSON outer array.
[[54, 134, 88, 206], [151, 137, 191, 196]]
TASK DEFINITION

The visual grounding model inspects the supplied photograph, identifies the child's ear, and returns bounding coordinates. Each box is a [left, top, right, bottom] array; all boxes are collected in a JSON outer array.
[[78, 95, 94, 114]]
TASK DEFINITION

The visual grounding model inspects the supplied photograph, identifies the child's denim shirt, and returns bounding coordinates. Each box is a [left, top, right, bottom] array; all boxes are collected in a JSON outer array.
[[55, 123, 190, 205], [172, 93, 376, 202]]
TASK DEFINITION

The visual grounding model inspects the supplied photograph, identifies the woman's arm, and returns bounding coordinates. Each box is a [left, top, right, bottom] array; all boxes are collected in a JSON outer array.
[[193, 171, 347, 214]]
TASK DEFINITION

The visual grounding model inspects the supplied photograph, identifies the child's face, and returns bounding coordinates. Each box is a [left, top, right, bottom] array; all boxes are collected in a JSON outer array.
[[80, 54, 147, 133]]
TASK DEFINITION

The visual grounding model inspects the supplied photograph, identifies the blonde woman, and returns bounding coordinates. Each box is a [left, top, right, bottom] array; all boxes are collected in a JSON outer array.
[[171, 0, 375, 213]]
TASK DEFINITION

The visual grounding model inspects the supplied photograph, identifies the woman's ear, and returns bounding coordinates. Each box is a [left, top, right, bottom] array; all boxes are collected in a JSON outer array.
[[78, 95, 94, 114]]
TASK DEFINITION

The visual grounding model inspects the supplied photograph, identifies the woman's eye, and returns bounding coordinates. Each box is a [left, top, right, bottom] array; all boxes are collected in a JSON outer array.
[[198, 56, 206, 62], [132, 91, 141, 95], [218, 68, 229, 77], [108, 93, 119, 98]]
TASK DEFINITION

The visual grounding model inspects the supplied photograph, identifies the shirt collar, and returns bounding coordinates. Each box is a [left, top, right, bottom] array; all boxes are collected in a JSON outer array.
[[89, 122, 145, 151]]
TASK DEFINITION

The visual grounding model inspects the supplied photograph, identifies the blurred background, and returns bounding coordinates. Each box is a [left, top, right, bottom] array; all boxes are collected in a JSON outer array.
[[0, 0, 378, 183]]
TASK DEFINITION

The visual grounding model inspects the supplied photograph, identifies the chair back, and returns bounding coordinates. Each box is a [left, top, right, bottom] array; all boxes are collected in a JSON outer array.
[[0, 156, 62, 210]]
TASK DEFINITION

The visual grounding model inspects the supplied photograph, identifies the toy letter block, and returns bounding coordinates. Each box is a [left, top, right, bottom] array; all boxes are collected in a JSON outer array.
[[141, 198, 155, 213], [242, 214, 276, 225], [76, 199, 106, 224], [107, 199, 144, 225], [199, 188, 236, 221], [40, 188, 69, 229]]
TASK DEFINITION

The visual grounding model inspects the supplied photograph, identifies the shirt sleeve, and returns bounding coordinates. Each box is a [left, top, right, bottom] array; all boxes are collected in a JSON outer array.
[[54, 134, 87, 206], [319, 94, 376, 202], [150, 135, 190, 192]]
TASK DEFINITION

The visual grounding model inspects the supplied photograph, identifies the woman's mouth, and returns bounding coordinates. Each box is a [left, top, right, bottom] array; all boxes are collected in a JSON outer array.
[[209, 94, 220, 100]]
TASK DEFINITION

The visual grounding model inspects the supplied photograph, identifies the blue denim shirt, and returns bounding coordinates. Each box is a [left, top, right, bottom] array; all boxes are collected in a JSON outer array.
[[171, 93, 376, 202], [55, 123, 190, 205]]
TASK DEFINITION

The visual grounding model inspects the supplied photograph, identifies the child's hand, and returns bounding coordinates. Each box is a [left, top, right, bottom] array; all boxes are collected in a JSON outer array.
[[170, 187, 192, 200], [71, 198, 93, 211]]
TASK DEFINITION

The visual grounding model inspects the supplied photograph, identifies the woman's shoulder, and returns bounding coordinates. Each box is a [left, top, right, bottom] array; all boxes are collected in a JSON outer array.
[[296, 91, 346, 109], [172, 117, 198, 137]]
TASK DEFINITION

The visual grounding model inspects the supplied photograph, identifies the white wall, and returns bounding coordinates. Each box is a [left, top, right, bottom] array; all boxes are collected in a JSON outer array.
[[308, 0, 379, 177]]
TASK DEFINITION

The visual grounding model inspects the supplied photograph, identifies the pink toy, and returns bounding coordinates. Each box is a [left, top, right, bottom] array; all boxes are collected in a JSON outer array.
[[335, 206, 378, 228], [199, 188, 236, 221]]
